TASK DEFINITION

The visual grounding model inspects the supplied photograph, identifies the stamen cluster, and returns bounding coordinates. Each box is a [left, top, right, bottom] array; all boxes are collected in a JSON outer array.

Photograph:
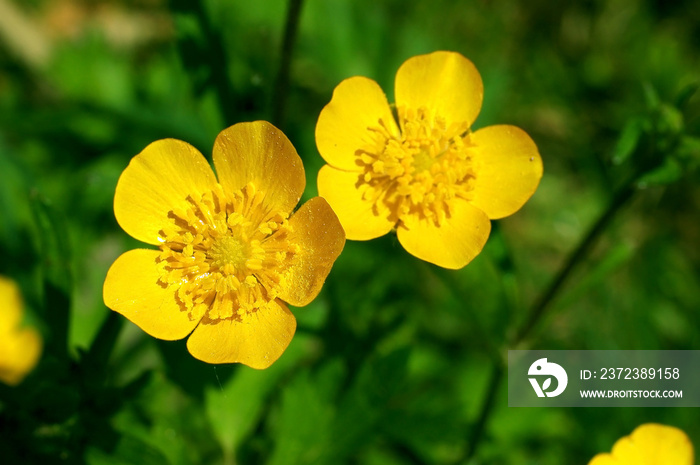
[[357, 106, 477, 225], [156, 182, 299, 322]]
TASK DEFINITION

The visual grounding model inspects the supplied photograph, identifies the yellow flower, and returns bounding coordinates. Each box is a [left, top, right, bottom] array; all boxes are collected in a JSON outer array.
[[103, 121, 345, 369], [316, 51, 543, 269], [589, 423, 694, 465], [0, 276, 42, 386]]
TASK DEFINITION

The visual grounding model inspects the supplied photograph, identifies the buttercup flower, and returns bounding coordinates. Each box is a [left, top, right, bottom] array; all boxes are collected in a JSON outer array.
[[588, 423, 693, 465], [0, 276, 42, 386], [316, 51, 542, 268], [103, 121, 345, 369]]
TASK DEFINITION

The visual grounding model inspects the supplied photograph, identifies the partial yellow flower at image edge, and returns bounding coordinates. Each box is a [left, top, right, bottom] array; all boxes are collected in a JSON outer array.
[[316, 50, 543, 269], [0, 276, 42, 386], [589, 423, 694, 465], [103, 121, 345, 369]]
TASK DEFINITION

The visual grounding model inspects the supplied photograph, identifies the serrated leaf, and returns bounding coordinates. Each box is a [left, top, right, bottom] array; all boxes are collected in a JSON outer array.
[[267, 360, 346, 465], [112, 372, 220, 465], [267, 349, 411, 465], [205, 344, 301, 462], [319, 348, 411, 464]]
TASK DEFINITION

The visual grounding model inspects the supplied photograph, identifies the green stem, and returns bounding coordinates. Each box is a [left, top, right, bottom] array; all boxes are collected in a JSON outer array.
[[463, 180, 639, 462], [510, 182, 636, 347], [271, 0, 305, 129], [465, 363, 504, 461]]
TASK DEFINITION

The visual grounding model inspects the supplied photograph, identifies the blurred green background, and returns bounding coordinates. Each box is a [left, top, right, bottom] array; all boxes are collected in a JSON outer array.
[[0, 0, 698, 463]]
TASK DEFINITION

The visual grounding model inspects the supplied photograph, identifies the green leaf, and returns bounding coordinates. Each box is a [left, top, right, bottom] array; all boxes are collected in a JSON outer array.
[[637, 157, 683, 187], [30, 193, 72, 292], [83, 311, 124, 374], [318, 348, 411, 464], [265, 349, 410, 464], [204, 353, 298, 462], [657, 103, 684, 136], [643, 82, 661, 109], [112, 372, 221, 465], [0, 149, 26, 249], [676, 135, 700, 165], [267, 359, 346, 465], [30, 193, 72, 359], [85, 435, 170, 465], [675, 82, 699, 110], [613, 118, 645, 165]]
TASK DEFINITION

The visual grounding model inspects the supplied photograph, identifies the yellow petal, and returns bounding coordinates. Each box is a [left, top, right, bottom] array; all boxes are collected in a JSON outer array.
[[317, 164, 394, 240], [588, 423, 694, 465], [606, 436, 647, 464], [468, 125, 543, 219], [0, 276, 22, 332], [103, 249, 200, 340], [114, 139, 218, 245], [316, 76, 400, 171], [0, 326, 42, 386], [394, 51, 483, 127], [0, 276, 43, 386], [622, 423, 693, 464], [186, 299, 296, 369], [275, 197, 345, 307], [397, 199, 491, 269], [588, 455, 618, 465], [213, 121, 305, 216]]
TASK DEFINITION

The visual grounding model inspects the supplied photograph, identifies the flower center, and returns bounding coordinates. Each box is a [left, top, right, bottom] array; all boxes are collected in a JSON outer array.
[[412, 149, 435, 173], [210, 236, 259, 273], [357, 106, 477, 225], [156, 183, 299, 322]]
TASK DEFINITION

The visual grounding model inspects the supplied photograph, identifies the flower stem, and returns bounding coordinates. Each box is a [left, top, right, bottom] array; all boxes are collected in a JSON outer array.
[[271, 0, 305, 129], [465, 363, 504, 460], [464, 180, 638, 461], [510, 182, 636, 347]]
